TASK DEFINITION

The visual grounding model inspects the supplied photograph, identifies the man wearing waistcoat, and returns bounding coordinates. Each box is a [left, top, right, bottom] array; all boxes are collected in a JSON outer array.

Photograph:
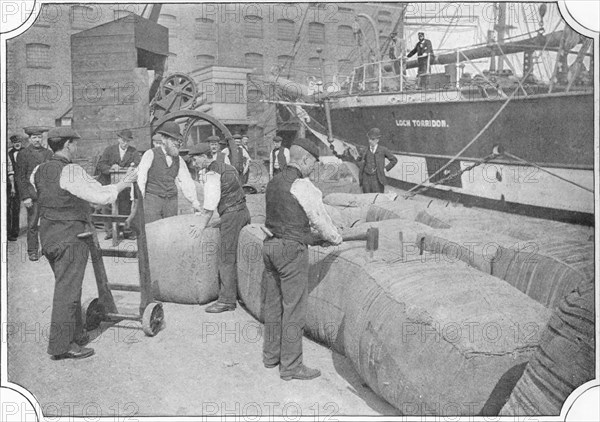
[[16, 126, 52, 261], [358, 127, 398, 194], [95, 129, 141, 239], [208, 136, 228, 164], [32, 127, 138, 360], [7, 135, 25, 241], [262, 138, 342, 381], [221, 133, 250, 183], [137, 122, 202, 223], [188, 144, 251, 313], [269, 136, 290, 179]]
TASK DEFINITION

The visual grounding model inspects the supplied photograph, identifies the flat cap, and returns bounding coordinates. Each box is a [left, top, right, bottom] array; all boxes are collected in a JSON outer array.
[[293, 138, 319, 161], [206, 135, 220, 143], [188, 143, 212, 156], [367, 127, 381, 139], [47, 127, 81, 140], [24, 126, 50, 136], [117, 128, 134, 141], [273, 136, 283, 142], [418, 31, 425, 36], [156, 121, 182, 140], [232, 133, 242, 139]]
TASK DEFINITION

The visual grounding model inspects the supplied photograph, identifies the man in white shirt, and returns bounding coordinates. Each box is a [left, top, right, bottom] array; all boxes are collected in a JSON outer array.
[[269, 136, 290, 179], [188, 143, 251, 313], [32, 127, 138, 360], [137, 122, 202, 223], [262, 138, 342, 381], [222, 133, 251, 184]]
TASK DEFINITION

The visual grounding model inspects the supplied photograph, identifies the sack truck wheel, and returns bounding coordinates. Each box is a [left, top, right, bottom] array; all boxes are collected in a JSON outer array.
[[142, 302, 164, 337], [82, 298, 105, 331]]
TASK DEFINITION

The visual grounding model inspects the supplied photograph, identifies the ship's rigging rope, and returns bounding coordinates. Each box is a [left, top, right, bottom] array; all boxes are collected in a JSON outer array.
[[402, 17, 563, 200]]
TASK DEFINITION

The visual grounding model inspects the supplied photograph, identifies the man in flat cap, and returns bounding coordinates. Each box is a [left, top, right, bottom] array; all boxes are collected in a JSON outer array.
[[188, 143, 251, 313], [7, 134, 26, 241], [262, 138, 342, 381], [221, 133, 250, 183], [95, 129, 141, 239], [407, 32, 434, 75], [358, 128, 398, 194], [31, 127, 138, 360], [16, 126, 52, 260], [137, 121, 202, 223], [269, 136, 290, 179]]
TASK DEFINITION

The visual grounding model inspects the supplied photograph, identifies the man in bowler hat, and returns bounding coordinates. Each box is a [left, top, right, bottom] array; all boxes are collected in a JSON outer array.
[[358, 128, 398, 193]]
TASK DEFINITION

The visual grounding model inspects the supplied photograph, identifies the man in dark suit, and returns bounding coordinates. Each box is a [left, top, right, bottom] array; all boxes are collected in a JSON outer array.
[[16, 126, 52, 261], [7, 135, 25, 241], [95, 129, 141, 239], [358, 127, 398, 193], [407, 32, 435, 75]]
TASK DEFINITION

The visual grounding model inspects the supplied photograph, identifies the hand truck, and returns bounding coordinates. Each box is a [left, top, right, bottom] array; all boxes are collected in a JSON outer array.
[[77, 182, 164, 336]]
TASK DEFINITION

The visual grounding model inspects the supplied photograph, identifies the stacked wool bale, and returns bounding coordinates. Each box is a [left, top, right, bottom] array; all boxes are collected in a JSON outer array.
[[237, 224, 551, 415]]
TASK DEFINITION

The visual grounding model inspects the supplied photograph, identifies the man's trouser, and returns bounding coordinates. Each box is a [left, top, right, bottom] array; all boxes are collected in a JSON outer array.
[[7, 188, 20, 238], [217, 206, 251, 304], [39, 218, 89, 356], [26, 200, 40, 254], [262, 237, 309, 376], [361, 173, 384, 193], [143, 192, 178, 224]]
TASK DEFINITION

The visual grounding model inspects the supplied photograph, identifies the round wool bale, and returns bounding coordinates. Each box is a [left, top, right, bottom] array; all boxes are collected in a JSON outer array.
[[146, 214, 220, 304]]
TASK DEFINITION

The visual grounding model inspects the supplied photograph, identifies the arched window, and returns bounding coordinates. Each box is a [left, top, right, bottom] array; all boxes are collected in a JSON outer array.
[[244, 15, 263, 38], [337, 25, 354, 46], [308, 57, 322, 77], [245, 53, 264, 74], [195, 18, 215, 40], [196, 54, 215, 68], [277, 19, 295, 41], [70, 5, 95, 29], [26, 43, 50, 68], [159, 14, 178, 38], [308, 22, 325, 44]]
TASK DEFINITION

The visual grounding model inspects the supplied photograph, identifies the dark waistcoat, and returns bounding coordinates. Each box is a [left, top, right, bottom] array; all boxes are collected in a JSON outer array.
[[146, 147, 179, 198], [207, 160, 246, 215]]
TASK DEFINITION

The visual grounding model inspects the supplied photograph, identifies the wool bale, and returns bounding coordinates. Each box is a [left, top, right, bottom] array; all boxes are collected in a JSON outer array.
[[500, 280, 595, 416], [146, 215, 219, 304], [323, 192, 397, 207], [237, 224, 551, 414]]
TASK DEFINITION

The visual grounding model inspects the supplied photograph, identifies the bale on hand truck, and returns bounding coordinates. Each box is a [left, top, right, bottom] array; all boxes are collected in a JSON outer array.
[[77, 182, 164, 337]]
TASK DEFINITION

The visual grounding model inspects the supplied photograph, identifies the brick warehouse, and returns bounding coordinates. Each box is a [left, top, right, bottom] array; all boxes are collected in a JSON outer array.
[[6, 2, 404, 161]]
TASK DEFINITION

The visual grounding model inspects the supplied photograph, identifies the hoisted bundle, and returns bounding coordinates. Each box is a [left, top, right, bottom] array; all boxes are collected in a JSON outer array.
[[237, 224, 551, 415], [500, 279, 595, 416]]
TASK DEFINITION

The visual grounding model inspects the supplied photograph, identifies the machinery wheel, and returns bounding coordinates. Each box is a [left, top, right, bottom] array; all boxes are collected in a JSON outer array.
[[159, 73, 197, 111], [82, 298, 105, 331], [142, 302, 164, 337]]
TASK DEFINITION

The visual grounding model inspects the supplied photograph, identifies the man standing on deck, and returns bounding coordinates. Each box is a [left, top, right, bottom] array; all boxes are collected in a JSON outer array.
[[136, 122, 202, 223], [358, 128, 398, 194], [188, 143, 250, 313], [407, 32, 434, 75], [16, 126, 52, 261], [32, 127, 138, 360], [262, 138, 342, 381]]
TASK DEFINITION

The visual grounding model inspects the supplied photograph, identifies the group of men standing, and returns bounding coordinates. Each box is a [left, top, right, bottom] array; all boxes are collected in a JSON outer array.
[[8, 122, 399, 383]]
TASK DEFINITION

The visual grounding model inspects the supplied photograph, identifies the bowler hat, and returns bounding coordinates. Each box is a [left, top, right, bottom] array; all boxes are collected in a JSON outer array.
[[206, 135, 220, 143], [24, 126, 50, 136], [233, 133, 242, 140], [157, 121, 182, 140], [273, 136, 283, 143], [367, 127, 381, 139], [117, 129, 134, 141], [418, 32, 425, 36], [188, 143, 212, 156], [293, 138, 319, 161], [47, 127, 81, 140]]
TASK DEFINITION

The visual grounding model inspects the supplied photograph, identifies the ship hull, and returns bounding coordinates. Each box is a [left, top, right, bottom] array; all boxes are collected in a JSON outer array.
[[310, 91, 595, 225]]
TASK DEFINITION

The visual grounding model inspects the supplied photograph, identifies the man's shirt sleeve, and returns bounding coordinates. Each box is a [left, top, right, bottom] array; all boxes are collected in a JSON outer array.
[[59, 164, 119, 205], [137, 149, 154, 197], [290, 178, 342, 244], [202, 171, 221, 212], [175, 157, 201, 209]]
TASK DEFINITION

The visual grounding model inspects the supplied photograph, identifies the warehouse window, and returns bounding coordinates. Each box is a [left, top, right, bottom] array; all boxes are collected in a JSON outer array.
[[70, 5, 95, 29], [196, 54, 215, 69], [195, 18, 215, 40], [244, 15, 263, 38], [27, 84, 55, 109], [337, 25, 354, 46], [159, 14, 178, 38], [245, 53, 264, 74], [308, 57, 322, 77], [26, 43, 51, 68], [308, 22, 325, 44], [277, 19, 295, 41]]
